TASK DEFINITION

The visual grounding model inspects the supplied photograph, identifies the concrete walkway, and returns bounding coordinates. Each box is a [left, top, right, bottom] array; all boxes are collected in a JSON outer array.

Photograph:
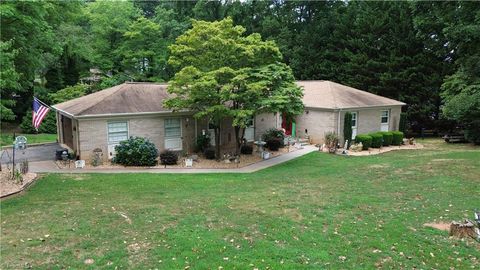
[[29, 145, 318, 174]]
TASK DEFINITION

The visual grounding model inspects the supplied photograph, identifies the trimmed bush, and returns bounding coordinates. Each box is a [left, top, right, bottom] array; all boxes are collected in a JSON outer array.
[[262, 128, 285, 146], [369, 133, 383, 148], [113, 136, 158, 166], [355, 134, 372, 150], [160, 150, 178, 165], [392, 131, 404, 145], [204, 148, 216, 160], [240, 144, 253, 155], [343, 112, 353, 148], [380, 131, 393, 146], [195, 134, 210, 153], [266, 139, 282, 151]]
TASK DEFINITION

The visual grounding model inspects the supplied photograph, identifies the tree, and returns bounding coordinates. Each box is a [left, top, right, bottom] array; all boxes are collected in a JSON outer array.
[[0, 41, 20, 121], [86, 0, 140, 72], [117, 16, 164, 81], [343, 112, 352, 148], [165, 18, 303, 158]]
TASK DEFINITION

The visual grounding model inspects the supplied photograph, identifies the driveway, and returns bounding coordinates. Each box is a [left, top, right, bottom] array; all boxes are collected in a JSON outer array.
[[0, 143, 64, 164]]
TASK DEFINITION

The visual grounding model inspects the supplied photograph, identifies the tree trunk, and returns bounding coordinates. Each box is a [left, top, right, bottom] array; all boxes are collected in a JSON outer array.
[[450, 220, 476, 239], [234, 126, 245, 156], [215, 127, 221, 161]]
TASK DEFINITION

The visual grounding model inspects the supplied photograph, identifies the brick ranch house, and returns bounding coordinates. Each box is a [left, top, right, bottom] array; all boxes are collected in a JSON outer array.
[[53, 81, 405, 162]]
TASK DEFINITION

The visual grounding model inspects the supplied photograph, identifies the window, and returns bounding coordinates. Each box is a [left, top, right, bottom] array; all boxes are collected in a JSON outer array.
[[165, 118, 181, 138], [108, 121, 128, 144], [380, 110, 390, 131], [351, 112, 358, 139], [351, 112, 357, 127], [381, 110, 389, 123]]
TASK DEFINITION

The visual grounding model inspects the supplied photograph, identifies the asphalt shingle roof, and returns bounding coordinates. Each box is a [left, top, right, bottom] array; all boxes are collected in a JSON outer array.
[[54, 81, 405, 117]]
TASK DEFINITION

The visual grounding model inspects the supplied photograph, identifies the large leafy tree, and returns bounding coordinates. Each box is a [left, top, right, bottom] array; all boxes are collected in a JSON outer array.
[[86, 0, 140, 72], [165, 18, 303, 157]]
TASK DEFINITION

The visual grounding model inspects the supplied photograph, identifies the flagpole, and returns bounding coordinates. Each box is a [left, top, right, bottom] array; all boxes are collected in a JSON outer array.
[[34, 97, 55, 111]]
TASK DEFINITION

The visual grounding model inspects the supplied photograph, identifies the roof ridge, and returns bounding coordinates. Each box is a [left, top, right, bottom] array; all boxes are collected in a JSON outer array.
[[76, 83, 127, 116], [327, 81, 338, 109]]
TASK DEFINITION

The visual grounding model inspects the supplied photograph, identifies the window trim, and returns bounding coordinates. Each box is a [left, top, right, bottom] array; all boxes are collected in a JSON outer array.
[[164, 118, 182, 138], [381, 110, 390, 124], [351, 112, 358, 128], [107, 121, 129, 145]]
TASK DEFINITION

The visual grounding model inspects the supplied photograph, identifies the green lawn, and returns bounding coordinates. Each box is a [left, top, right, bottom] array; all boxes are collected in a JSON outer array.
[[0, 133, 57, 147], [1, 139, 479, 269]]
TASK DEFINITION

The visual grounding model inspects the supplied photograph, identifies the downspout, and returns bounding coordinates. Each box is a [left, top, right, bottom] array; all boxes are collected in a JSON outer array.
[[337, 108, 343, 146]]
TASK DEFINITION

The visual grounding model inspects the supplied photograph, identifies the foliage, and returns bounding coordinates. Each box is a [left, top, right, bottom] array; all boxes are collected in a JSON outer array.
[[240, 144, 253, 155], [261, 128, 285, 145], [369, 133, 383, 148], [203, 148, 216, 160], [343, 112, 353, 148], [20, 111, 57, 134], [380, 132, 393, 146], [355, 134, 372, 150], [48, 84, 88, 104], [324, 132, 339, 153], [165, 18, 303, 158], [392, 131, 404, 146], [195, 133, 211, 153], [113, 136, 158, 166], [0, 41, 20, 121], [266, 139, 282, 151], [160, 150, 178, 165]]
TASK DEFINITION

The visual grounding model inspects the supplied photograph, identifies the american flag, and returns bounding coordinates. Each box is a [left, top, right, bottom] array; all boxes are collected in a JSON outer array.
[[32, 97, 50, 130]]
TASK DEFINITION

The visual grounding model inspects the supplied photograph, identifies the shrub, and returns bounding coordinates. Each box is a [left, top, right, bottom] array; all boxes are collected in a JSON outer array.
[[380, 131, 393, 146], [324, 132, 339, 153], [343, 112, 353, 148], [262, 128, 285, 146], [369, 133, 383, 148], [266, 139, 282, 151], [160, 150, 178, 165], [240, 144, 253, 155], [355, 134, 372, 150], [20, 110, 57, 134], [195, 133, 210, 153], [204, 148, 216, 160], [392, 131, 404, 145], [113, 136, 158, 166]]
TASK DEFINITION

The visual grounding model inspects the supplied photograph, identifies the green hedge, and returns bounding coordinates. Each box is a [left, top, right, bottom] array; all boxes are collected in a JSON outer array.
[[355, 134, 372, 150], [392, 131, 404, 145], [369, 133, 383, 148], [380, 131, 393, 146]]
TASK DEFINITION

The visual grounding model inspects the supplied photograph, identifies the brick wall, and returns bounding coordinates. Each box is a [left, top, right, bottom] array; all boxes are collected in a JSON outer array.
[[295, 109, 336, 144]]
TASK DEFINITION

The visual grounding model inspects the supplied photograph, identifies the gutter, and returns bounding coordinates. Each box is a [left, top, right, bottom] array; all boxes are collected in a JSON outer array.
[[53, 110, 193, 119]]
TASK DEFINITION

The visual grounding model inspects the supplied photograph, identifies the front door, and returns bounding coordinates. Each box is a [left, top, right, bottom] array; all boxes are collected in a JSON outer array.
[[281, 113, 292, 136], [380, 110, 390, 132], [62, 115, 74, 149], [164, 118, 182, 150]]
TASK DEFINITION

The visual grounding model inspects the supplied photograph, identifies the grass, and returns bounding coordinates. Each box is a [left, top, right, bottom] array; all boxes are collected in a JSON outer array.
[[0, 133, 57, 147], [1, 139, 479, 269]]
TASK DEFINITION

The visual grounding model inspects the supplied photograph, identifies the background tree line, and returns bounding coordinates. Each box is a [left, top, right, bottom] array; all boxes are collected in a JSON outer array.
[[1, 0, 479, 142]]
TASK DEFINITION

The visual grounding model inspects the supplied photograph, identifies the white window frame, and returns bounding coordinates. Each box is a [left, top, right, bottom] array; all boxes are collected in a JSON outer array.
[[380, 110, 390, 131], [351, 112, 358, 139], [107, 121, 129, 145], [164, 118, 183, 150]]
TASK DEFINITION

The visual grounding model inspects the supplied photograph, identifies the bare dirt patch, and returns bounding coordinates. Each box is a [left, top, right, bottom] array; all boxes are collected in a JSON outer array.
[[0, 170, 37, 197], [347, 143, 424, 156], [423, 222, 451, 231]]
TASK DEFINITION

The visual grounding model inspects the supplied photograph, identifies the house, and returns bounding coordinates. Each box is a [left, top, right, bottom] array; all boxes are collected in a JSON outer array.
[[53, 81, 405, 161]]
